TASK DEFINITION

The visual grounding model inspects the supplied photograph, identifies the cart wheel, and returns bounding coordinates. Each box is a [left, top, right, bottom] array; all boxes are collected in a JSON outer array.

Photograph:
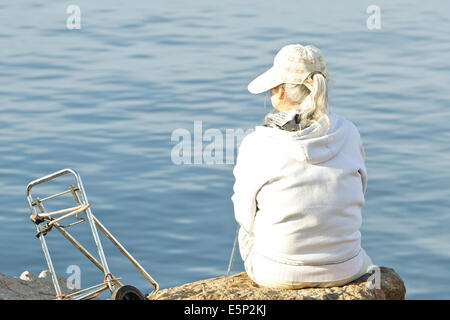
[[111, 285, 145, 300]]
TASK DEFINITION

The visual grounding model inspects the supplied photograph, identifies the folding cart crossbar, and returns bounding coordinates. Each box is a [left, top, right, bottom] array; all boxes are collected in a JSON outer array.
[[26, 168, 159, 300]]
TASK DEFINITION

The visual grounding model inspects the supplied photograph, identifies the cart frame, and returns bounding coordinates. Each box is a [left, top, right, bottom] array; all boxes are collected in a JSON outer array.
[[26, 168, 159, 300]]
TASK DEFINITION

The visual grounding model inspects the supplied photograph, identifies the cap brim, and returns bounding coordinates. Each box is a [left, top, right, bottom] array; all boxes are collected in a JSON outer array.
[[248, 67, 283, 94]]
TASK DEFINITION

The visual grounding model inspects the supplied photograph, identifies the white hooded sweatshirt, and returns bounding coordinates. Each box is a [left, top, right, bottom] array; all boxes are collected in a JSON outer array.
[[232, 110, 368, 282]]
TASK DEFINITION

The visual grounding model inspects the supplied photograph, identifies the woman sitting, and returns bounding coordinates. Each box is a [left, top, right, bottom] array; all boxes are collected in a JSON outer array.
[[232, 44, 373, 289]]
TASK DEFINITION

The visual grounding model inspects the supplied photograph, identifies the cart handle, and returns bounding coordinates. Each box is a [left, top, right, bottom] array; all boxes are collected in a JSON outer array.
[[26, 168, 82, 199]]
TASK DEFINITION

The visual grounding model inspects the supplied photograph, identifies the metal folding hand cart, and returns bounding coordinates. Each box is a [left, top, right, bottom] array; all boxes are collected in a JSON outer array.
[[26, 168, 159, 300]]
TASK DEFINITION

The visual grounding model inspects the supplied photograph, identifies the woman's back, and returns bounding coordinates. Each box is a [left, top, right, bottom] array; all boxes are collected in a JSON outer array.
[[233, 111, 366, 267]]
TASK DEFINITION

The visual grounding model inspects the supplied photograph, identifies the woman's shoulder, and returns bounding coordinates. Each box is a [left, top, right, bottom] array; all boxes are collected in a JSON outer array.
[[238, 125, 289, 150], [329, 111, 363, 137], [237, 127, 264, 152], [236, 126, 284, 162]]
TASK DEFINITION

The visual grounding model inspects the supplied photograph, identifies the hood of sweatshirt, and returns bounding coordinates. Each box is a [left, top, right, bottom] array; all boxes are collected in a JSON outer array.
[[254, 111, 350, 164]]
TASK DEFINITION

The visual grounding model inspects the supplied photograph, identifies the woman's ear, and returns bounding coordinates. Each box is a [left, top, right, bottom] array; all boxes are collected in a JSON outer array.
[[271, 85, 284, 98], [279, 85, 285, 99]]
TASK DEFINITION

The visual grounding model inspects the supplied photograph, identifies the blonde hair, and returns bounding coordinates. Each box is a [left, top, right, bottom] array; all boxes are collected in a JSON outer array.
[[283, 72, 330, 131]]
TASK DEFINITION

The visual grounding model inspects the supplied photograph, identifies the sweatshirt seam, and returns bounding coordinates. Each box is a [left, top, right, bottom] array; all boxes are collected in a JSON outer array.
[[252, 247, 362, 267]]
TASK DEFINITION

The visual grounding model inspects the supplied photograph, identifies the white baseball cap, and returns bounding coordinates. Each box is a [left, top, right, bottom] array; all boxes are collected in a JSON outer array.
[[248, 44, 328, 94]]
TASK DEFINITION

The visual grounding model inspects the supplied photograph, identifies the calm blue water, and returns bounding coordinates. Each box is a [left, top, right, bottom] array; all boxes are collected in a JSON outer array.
[[0, 1, 449, 299]]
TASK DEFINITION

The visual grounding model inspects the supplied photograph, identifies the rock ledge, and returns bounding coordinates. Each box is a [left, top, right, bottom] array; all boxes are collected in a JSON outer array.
[[0, 270, 75, 300], [1, 266, 406, 300], [155, 266, 405, 300]]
